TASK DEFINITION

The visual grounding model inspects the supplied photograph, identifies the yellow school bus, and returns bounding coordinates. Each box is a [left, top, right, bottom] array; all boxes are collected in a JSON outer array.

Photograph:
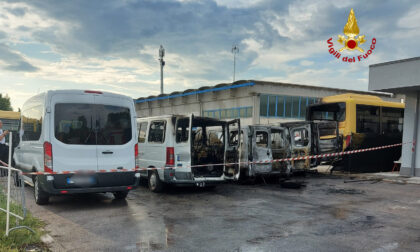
[[307, 93, 404, 172]]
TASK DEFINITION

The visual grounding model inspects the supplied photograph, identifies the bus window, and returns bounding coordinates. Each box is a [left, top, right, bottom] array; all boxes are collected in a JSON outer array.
[[382, 107, 404, 134], [308, 102, 346, 121], [356, 105, 380, 134]]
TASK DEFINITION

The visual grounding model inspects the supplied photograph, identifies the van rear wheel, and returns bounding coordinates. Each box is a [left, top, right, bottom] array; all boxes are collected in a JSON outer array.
[[34, 176, 49, 205], [148, 171, 164, 193]]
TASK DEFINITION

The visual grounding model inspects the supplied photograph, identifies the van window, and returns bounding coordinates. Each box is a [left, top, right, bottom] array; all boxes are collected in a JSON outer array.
[[54, 103, 132, 145], [138, 122, 148, 143], [176, 118, 189, 143], [292, 128, 309, 147], [255, 131, 268, 148], [22, 105, 43, 141], [96, 105, 132, 145], [148, 121, 166, 143], [271, 129, 285, 149]]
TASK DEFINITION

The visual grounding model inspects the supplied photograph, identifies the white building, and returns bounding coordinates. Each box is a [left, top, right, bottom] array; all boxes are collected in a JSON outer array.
[[369, 57, 420, 177], [136, 80, 399, 126]]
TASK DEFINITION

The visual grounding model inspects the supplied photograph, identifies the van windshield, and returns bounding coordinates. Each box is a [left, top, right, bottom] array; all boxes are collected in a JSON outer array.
[[55, 103, 132, 145]]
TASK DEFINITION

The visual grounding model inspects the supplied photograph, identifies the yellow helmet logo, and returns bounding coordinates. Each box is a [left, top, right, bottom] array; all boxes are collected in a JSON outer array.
[[337, 9, 366, 52]]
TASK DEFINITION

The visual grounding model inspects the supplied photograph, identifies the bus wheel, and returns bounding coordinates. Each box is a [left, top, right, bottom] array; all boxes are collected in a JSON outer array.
[[34, 177, 49, 205], [148, 171, 164, 193]]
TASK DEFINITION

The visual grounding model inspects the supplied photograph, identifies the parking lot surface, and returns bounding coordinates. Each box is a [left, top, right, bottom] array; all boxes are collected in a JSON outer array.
[[25, 175, 420, 251]]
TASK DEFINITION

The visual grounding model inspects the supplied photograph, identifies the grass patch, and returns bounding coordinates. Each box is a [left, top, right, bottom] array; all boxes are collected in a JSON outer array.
[[0, 188, 48, 251]]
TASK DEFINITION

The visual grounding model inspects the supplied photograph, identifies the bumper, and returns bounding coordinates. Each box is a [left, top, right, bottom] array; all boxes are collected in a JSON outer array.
[[164, 170, 225, 186], [38, 172, 140, 195]]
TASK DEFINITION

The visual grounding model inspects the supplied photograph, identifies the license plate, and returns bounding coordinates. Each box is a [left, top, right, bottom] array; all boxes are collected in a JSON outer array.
[[67, 176, 96, 186]]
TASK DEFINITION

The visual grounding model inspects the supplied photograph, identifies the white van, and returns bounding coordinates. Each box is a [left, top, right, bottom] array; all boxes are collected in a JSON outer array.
[[137, 115, 240, 192], [13, 90, 140, 204]]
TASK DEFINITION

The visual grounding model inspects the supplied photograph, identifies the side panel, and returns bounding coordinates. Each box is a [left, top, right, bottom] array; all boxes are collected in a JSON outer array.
[[16, 93, 45, 172]]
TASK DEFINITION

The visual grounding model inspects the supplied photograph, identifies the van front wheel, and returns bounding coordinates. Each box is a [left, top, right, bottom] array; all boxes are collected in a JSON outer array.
[[34, 177, 49, 205], [148, 171, 164, 193]]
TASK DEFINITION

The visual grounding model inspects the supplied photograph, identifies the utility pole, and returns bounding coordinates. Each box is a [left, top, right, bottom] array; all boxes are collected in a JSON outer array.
[[232, 44, 239, 83], [159, 45, 165, 94]]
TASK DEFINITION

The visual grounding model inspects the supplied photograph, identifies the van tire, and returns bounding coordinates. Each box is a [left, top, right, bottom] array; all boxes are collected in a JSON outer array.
[[34, 177, 49, 205], [113, 191, 129, 200], [148, 171, 164, 193]]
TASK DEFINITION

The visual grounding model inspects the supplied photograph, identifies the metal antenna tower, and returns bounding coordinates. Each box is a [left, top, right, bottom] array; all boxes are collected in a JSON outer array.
[[231, 44, 239, 83], [159, 45, 165, 94]]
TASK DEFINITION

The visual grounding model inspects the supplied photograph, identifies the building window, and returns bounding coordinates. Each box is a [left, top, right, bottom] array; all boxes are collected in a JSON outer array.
[[204, 106, 253, 119], [259, 94, 320, 119]]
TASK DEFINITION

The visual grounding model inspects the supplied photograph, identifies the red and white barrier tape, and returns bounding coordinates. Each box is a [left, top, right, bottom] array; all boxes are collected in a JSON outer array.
[[0, 142, 405, 175]]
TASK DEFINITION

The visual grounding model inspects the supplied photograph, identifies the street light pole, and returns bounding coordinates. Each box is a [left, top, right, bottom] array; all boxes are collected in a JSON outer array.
[[159, 45, 165, 94], [232, 45, 239, 83]]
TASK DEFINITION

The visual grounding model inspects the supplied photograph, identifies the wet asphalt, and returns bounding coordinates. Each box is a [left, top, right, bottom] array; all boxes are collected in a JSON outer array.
[[25, 175, 420, 252]]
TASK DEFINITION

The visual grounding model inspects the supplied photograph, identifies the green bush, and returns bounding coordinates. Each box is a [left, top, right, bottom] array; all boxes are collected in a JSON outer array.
[[0, 189, 47, 251]]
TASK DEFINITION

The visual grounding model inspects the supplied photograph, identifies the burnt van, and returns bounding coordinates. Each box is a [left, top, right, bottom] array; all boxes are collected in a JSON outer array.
[[13, 90, 140, 204], [137, 115, 240, 192], [228, 125, 293, 180], [281, 121, 341, 170]]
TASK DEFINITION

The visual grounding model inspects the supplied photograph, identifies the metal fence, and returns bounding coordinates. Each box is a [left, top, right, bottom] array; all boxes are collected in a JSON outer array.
[[0, 133, 31, 236]]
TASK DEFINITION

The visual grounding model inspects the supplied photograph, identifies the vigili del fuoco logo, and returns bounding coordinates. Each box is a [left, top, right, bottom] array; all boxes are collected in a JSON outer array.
[[327, 9, 376, 63]]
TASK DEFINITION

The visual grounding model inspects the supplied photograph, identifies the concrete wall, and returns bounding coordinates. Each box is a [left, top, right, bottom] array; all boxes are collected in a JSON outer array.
[[369, 57, 420, 92], [400, 92, 420, 176]]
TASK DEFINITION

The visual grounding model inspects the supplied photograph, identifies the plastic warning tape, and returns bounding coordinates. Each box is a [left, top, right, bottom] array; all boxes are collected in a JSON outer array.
[[0, 142, 405, 175]]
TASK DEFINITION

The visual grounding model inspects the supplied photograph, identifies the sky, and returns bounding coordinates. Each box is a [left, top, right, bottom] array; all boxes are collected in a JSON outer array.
[[0, 0, 420, 110]]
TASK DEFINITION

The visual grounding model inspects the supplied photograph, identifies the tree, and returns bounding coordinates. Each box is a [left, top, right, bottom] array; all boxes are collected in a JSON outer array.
[[0, 93, 13, 111]]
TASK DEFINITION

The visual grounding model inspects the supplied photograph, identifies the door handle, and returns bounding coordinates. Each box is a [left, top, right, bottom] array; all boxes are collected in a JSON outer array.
[[102, 151, 113, 154]]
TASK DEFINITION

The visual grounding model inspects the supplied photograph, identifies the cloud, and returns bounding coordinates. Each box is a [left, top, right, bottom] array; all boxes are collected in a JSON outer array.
[[0, 43, 39, 72]]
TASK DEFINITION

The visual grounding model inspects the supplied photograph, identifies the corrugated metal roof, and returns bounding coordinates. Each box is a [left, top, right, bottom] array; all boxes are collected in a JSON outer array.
[[135, 80, 394, 103]]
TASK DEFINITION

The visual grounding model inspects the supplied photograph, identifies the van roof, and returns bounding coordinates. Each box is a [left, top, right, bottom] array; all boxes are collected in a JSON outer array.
[[46, 89, 133, 101]]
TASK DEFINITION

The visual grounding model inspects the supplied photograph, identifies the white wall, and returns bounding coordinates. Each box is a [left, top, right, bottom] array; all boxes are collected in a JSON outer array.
[[401, 92, 420, 176], [369, 58, 420, 91]]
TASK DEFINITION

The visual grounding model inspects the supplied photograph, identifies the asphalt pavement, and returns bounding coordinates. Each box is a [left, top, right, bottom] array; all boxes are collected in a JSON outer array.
[[24, 175, 420, 251]]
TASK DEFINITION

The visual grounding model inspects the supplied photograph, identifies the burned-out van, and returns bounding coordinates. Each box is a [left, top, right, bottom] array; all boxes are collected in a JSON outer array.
[[281, 121, 341, 170], [228, 125, 293, 179], [137, 115, 240, 192]]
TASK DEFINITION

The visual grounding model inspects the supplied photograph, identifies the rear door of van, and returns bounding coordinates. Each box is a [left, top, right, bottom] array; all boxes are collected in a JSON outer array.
[[94, 94, 135, 172], [174, 115, 192, 175], [251, 127, 272, 173], [224, 119, 241, 180], [51, 93, 98, 172]]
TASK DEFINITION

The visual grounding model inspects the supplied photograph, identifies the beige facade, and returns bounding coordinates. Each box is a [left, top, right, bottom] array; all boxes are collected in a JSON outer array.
[[136, 80, 399, 126]]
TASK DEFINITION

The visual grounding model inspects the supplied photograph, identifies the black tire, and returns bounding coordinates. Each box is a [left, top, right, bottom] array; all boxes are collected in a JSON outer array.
[[148, 170, 164, 193], [113, 191, 129, 200], [13, 172, 23, 187], [34, 176, 49, 205]]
